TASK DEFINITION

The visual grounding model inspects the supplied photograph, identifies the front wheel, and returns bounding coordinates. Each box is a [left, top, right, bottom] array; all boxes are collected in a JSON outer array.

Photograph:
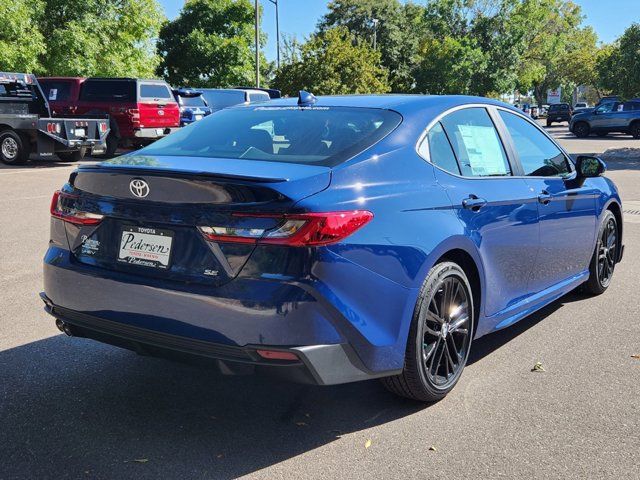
[[573, 122, 590, 138], [381, 261, 474, 402], [584, 210, 618, 295]]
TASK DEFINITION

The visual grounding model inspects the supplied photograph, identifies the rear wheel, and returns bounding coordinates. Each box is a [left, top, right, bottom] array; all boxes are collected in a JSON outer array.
[[584, 210, 618, 295], [573, 122, 590, 138], [546, 120, 553, 127], [630, 122, 640, 139], [0, 130, 28, 165], [381, 261, 474, 402]]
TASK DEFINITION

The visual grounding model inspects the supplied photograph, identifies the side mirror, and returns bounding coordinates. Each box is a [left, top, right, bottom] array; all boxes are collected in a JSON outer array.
[[576, 155, 606, 178]]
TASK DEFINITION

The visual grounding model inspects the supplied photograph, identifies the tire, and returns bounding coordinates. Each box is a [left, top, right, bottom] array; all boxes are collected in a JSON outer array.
[[630, 122, 640, 139], [93, 132, 119, 158], [381, 261, 474, 402], [0, 130, 30, 165], [546, 120, 552, 127], [573, 122, 590, 138], [584, 210, 618, 295], [57, 147, 86, 162]]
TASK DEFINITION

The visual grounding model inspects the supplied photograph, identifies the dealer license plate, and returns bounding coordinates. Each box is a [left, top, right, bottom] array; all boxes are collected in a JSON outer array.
[[117, 226, 173, 269]]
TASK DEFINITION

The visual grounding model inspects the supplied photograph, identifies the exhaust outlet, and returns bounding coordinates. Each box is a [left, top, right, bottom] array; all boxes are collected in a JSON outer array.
[[55, 319, 74, 337]]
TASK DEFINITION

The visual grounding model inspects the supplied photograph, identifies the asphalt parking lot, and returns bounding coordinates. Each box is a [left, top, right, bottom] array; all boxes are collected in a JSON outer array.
[[0, 123, 639, 479]]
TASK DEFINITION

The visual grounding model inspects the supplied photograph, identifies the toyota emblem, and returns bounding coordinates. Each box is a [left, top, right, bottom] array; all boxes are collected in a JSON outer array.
[[129, 178, 150, 198]]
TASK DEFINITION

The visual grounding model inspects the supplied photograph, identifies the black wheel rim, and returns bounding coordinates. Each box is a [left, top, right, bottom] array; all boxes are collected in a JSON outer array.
[[597, 218, 617, 287], [420, 275, 472, 389]]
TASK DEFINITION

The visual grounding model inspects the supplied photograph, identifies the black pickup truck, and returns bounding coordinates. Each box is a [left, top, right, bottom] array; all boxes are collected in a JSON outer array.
[[0, 72, 109, 165]]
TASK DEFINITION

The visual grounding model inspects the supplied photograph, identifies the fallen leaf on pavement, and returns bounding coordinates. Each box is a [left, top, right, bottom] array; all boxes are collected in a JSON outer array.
[[295, 422, 307, 427], [428, 445, 437, 452], [631, 354, 640, 359], [531, 362, 546, 372], [133, 459, 149, 463], [365, 439, 372, 449]]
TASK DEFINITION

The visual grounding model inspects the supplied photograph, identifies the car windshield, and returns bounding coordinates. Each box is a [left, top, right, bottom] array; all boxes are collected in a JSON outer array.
[[137, 106, 402, 167]]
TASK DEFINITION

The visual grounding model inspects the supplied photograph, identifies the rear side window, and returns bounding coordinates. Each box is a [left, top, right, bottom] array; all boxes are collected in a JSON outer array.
[[39, 81, 72, 101], [140, 83, 172, 99], [80, 80, 135, 102], [137, 106, 402, 167], [499, 110, 570, 177], [439, 107, 511, 177], [425, 122, 460, 175]]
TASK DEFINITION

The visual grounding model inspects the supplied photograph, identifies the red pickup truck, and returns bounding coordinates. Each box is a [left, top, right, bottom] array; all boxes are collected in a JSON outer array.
[[38, 77, 180, 157]]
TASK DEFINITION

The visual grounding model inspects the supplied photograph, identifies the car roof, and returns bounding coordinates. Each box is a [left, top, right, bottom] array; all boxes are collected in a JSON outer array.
[[240, 94, 518, 116]]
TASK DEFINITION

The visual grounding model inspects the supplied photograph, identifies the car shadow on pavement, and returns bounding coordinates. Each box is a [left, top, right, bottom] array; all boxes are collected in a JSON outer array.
[[0, 290, 584, 479]]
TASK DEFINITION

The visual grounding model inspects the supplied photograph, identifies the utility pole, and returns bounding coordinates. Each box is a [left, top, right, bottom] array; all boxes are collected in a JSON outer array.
[[255, 0, 260, 88]]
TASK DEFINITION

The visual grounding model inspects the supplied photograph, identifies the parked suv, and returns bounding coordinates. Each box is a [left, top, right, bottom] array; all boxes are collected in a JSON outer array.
[[546, 103, 572, 126], [570, 101, 640, 138], [172, 88, 212, 126], [39, 77, 180, 157]]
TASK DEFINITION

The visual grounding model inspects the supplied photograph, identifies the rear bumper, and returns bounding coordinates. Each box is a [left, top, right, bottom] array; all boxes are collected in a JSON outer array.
[[40, 293, 397, 385], [133, 126, 180, 139]]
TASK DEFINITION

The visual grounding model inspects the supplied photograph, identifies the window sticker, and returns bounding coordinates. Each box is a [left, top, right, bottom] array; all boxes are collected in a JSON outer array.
[[49, 89, 57, 101], [457, 125, 508, 176]]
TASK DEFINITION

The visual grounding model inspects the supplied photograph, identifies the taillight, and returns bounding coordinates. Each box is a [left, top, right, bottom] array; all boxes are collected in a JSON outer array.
[[99, 122, 108, 133], [50, 191, 104, 226], [46, 122, 61, 134], [198, 210, 373, 247]]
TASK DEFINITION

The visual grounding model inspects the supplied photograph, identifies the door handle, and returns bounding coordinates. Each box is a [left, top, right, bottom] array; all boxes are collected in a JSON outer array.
[[462, 195, 487, 211], [538, 190, 552, 205]]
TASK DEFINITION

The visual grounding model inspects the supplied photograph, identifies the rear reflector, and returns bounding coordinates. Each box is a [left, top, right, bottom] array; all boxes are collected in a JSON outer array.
[[256, 349, 299, 361], [198, 210, 373, 247], [50, 190, 104, 225]]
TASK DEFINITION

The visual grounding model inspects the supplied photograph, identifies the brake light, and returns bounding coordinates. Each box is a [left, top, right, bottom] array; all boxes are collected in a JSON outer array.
[[50, 191, 103, 225], [99, 122, 108, 133], [198, 210, 373, 247], [46, 122, 61, 134]]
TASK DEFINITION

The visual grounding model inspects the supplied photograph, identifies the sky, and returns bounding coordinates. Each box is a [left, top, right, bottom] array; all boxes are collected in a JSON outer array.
[[159, 0, 640, 62]]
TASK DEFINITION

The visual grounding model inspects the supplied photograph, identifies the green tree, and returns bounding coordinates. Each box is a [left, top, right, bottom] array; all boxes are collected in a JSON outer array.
[[39, 0, 164, 77], [0, 0, 46, 72], [597, 23, 640, 98], [318, 0, 423, 92], [272, 27, 390, 96], [157, 0, 268, 88]]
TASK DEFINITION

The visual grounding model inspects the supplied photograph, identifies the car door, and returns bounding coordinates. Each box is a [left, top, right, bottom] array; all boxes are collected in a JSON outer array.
[[590, 102, 618, 131], [497, 109, 597, 294], [423, 107, 541, 320]]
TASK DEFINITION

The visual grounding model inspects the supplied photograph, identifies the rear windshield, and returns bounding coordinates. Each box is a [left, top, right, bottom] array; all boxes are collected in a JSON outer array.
[[201, 90, 246, 109], [138, 106, 402, 167], [140, 83, 172, 99], [549, 104, 569, 111], [80, 80, 135, 102], [178, 95, 207, 107], [39, 81, 72, 101]]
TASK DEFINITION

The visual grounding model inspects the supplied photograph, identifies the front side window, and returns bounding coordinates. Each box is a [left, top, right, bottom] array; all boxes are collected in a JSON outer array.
[[439, 107, 511, 177], [137, 106, 402, 167], [499, 110, 570, 177], [596, 102, 615, 114]]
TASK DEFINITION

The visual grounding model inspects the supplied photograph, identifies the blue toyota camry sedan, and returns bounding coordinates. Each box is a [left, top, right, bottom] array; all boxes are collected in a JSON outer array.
[[42, 93, 624, 402]]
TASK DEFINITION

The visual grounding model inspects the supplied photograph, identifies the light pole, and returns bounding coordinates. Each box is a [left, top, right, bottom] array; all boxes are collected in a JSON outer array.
[[372, 18, 379, 50], [267, 0, 280, 70], [255, 0, 260, 88]]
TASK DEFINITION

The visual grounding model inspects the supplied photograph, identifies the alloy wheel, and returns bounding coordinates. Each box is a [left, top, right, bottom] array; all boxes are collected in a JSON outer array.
[[420, 275, 471, 389], [597, 217, 617, 287]]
